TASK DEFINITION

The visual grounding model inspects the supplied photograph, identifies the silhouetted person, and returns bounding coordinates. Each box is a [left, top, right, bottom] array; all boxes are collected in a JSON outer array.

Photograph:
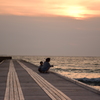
[[38, 61, 43, 73], [41, 58, 53, 73]]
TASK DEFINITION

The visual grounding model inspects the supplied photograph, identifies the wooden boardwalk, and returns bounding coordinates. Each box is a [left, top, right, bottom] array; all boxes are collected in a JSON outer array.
[[0, 60, 100, 100]]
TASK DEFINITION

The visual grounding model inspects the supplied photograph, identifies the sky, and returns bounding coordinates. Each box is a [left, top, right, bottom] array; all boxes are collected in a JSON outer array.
[[0, 0, 100, 56]]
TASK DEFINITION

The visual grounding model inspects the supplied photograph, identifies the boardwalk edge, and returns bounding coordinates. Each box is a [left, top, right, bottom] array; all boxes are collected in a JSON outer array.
[[50, 71, 100, 95], [18, 60, 100, 95]]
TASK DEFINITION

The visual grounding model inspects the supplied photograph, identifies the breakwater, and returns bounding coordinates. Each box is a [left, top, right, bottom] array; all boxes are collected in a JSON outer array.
[[0, 56, 12, 62]]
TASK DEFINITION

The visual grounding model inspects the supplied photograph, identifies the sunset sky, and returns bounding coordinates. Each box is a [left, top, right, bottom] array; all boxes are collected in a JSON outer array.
[[0, 0, 100, 56], [1, 0, 100, 19]]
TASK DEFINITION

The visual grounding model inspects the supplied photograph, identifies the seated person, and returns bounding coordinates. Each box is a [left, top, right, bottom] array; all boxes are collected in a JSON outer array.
[[41, 58, 53, 73], [38, 61, 43, 73]]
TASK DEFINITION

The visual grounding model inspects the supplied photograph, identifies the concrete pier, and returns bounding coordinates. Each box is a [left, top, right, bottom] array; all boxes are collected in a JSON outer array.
[[0, 60, 100, 100], [0, 56, 12, 62]]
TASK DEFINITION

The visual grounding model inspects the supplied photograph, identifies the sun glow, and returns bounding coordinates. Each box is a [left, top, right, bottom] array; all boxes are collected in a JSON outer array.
[[66, 6, 87, 19]]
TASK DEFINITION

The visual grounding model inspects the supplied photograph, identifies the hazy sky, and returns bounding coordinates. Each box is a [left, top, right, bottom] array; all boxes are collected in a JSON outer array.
[[0, 0, 100, 56]]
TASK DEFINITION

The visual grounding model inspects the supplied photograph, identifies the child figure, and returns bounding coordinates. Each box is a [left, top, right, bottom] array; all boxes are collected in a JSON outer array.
[[38, 61, 43, 73]]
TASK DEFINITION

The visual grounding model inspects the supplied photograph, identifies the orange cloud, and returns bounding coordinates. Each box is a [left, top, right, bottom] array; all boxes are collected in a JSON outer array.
[[79, 1, 100, 18], [0, 0, 100, 19]]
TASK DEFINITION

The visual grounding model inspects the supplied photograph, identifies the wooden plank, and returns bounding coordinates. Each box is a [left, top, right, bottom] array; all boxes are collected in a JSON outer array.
[[31, 72, 70, 100], [18, 61, 71, 100], [4, 60, 24, 100], [14, 70, 24, 100], [52, 71, 100, 95], [4, 71, 10, 100], [30, 72, 60, 100], [13, 72, 19, 100], [11, 60, 25, 100], [9, 65, 14, 100]]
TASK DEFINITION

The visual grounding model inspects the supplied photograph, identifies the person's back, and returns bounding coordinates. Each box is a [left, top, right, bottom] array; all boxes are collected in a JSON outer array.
[[41, 61, 51, 72], [41, 58, 53, 73]]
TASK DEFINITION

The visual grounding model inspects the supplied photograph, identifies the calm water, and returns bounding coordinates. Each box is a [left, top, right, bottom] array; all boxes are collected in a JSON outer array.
[[13, 56, 100, 90]]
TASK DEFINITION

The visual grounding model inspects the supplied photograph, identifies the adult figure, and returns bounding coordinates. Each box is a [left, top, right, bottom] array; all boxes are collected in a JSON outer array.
[[41, 58, 53, 73]]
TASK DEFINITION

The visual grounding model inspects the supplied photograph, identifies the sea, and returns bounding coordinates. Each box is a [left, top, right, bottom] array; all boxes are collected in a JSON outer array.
[[12, 56, 100, 91]]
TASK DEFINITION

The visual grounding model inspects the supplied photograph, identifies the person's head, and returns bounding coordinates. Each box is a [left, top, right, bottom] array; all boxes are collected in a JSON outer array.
[[46, 58, 50, 62], [40, 61, 43, 65]]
